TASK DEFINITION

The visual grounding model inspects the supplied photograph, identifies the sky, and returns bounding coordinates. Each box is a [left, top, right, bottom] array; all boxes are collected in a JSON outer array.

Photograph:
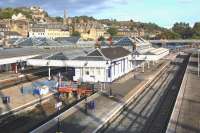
[[0, 0, 199, 28]]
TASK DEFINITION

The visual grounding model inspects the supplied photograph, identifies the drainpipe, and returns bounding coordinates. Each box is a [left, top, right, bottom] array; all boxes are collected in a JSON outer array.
[[48, 67, 51, 80]]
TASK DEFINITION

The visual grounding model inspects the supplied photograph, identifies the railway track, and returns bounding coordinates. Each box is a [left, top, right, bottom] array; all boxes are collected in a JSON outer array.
[[0, 67, 65, 90], [141, 54, 190, 133], [100, 54, 190, 133]]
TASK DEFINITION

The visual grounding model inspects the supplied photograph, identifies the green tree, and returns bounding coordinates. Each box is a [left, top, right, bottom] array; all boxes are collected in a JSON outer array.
[[192, 22, 200, 39], [0, 7, 33, 19], [72, 31, 81, 37], [172, 22, 193, 39], [55, 16, 63, 22], [107, 27, 118, 36], [156, 30, 181, 39], [98, 36, 105, 41]]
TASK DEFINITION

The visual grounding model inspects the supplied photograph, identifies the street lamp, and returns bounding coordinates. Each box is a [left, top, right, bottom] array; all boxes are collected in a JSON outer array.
[[132, 53, 136, 79], [102, 61, 109, 92], [46, 61, 51, 80], [55, 101, 62, 132], [83, 61, 88, 82], [16, 60, 19, 74], [106, 61, 113, 97]]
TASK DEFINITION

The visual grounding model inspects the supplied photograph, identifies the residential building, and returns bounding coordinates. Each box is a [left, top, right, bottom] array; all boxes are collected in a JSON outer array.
[[29, 24, 70, 39], [117, 28, 139, 37], [12, 13, 27, 21], [29, 24, 45, 38], [74, 22, 105, 40], [30, 6, 46, 22], [0, 33, 3, 46], [11, 20, 29, 37], [0, 23, 11, 32], [46, 24, 70, 39], [4, 31, 23, 39]]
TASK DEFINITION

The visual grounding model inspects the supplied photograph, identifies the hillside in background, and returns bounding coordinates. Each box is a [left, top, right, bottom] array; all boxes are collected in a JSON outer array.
[[0, 7, 166, 33], [0, 7, 32, 19], [1, 7, 199, 39], [99, 19, 165, 31], [0, 7, 48, 20]]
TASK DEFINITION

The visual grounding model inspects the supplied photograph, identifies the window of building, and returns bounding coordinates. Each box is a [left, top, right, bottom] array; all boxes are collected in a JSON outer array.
[[86, 71, 89, 75], [90, 68, 95, 75], [108, 67, 111, 78], [97, 68, 101, 75]]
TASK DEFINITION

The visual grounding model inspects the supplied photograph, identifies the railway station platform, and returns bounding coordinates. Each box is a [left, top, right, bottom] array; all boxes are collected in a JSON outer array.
[[0, 76, 54, 115], [34, 60, 170, 133], [167, 54, 200, 133]]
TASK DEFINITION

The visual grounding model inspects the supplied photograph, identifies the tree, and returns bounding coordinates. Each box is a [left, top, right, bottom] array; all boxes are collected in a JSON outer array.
[[72, 31, 81, 37], [172, 22, 193, 39], [156, 30, 181, 39], [192, 22, 200, 39], [0, 7, 33, 19], [107, 27, 118, 36], [130, 19, 134, 23], [55, 16, 63, 22], [98, 36, 105, 41]]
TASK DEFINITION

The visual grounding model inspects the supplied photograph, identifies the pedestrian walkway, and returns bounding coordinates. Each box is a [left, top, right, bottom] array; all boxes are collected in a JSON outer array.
[[166, 54, 200, 133], [42, 60, 169, 133]]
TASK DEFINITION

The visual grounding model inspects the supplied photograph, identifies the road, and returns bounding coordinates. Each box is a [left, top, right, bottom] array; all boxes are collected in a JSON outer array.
[[101, 54, 189, 133]]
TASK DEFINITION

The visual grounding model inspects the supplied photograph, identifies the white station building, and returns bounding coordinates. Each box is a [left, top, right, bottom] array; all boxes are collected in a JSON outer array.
[[27, 47, 134, 82], [25, 37, 169, 83]]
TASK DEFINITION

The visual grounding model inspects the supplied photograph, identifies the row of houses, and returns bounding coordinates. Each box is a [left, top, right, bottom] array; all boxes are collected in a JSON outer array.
[[29, 24, 70, 39]]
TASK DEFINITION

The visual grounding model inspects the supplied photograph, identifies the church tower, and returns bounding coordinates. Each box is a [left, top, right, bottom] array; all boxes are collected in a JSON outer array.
[[63, 9, 67, 25]]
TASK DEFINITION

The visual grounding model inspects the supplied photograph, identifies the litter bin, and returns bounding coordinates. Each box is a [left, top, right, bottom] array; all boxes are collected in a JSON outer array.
[[88, 101, 96, 110], [2, 96, 10, 104]]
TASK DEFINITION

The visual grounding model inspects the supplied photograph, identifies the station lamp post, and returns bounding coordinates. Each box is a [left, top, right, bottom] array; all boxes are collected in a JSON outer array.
[[83, 61, 88, 82], [103, 59, 114, 97], [132, 52, 137, 78], [108, 61, 113, 97], [105, 60, 109, 91], [55, 101, 62, 132], [46, 61, 51, 80]]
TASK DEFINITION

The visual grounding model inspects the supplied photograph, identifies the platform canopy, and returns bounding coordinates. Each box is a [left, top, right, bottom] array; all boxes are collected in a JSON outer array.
[[0, 47, 46, 65], [132, 47, 169, 61], [27, 47, 131, 68]]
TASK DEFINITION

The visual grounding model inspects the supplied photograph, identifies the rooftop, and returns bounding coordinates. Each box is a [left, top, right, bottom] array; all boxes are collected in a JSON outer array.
[[32, 48, 94, 60], [31, 24, 69, 30], [0, 47, 47, 59], [88, 47, 131, 60], [55, 37, 80, 44]]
